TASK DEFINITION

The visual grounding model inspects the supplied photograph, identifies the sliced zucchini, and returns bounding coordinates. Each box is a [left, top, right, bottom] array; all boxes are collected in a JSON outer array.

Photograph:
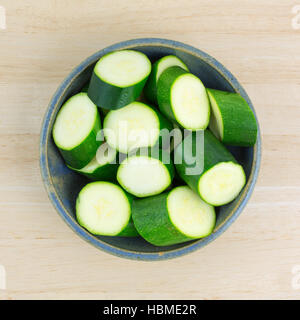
[[68, 143, 118, 181], [144, 55, 189, 104], [166, 123, 183, 153], [132, 186, 216, 246], [76, 181, 138, 237], [157, 66, 210, 131], [52, 92, 101, 169], [81, 83, 110, 118], [87, 50, 151, 110], [103, 101, 173, 153], [175, 130, 246, 206], [198, 162, 246, 206], [117, 148, 174, 197], [207, 88, 257, 146], [117, 218, 139, 237]]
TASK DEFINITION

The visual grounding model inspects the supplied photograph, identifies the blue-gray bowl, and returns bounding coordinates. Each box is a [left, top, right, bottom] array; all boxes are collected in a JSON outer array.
[[40, 38, 261, 261]]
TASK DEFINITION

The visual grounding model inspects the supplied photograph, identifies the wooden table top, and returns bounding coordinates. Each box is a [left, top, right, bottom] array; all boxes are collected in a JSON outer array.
[[0, 0, 300, 300]]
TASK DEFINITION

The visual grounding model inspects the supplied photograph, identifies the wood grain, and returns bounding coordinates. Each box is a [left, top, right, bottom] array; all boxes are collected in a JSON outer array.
[[0, 0, 300, 300]]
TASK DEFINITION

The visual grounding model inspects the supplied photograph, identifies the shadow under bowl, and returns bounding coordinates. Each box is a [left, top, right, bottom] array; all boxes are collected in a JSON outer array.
[[40, 38, 261, 261]]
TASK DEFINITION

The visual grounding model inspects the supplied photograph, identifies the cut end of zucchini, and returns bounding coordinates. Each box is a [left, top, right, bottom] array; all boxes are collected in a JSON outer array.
[[167, 186, 215, 238], [53, 93, 98, 150], [117, 155, 171, 197], [198, 162, 246, 206], [95, 50, 151, 88], [156, 55, 188, 82], [207, 90, 224, 140], [171, 74, 210, 130], [76, 182, 131, 236], [104, 102, 160, 153]]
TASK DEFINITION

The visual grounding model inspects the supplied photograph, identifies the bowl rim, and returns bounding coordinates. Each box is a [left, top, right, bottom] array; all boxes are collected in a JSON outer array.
[[40, 38, 261, 261]]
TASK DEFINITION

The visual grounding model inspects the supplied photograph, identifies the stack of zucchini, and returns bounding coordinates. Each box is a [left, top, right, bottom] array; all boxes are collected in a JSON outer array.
[[52, 50, 257, 247]]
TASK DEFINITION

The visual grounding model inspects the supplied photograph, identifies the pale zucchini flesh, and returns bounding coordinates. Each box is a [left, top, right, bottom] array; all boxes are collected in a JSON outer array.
[[208, 91, 224, 140], [52, 92, 101, 169], [76, 182, 131, 236], [53, 93, 98, 150], [168, 186, 216, 238], [104, 102, 161, 153], [171, 73, 210, 130], [95, 50, 151, 87], [117, 155, 172, 197], [198, 162, 246, 206]]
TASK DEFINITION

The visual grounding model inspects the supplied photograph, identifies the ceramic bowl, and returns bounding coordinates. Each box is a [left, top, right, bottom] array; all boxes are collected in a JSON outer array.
[[40, 38, 261, 260]]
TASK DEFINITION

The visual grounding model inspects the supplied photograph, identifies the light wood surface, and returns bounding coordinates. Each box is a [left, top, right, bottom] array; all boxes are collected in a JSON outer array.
[[0, 0, 300, 300]]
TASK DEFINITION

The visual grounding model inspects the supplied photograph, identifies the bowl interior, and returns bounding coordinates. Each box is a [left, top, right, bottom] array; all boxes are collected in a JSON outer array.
[[43, 41, 256, 256]]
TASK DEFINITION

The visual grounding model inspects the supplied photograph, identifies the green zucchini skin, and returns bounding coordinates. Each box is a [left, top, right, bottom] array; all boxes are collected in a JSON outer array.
[[88, 71, 148, 110], [55, 112, 102, 169], [117, 217, 139, 237], [81, 83, 110, 119], [174, 130, 238, 193], [207, 88, 257, 146], [68, 145, 127, 181], [150, 107, 174, 149], [143, 60, 159, 104], [68, 161, 118, 182], [156, 66, 188, 123], [144, 56, 189, 104], [116, 192, 138, 237], [132, 193, 194, 246]]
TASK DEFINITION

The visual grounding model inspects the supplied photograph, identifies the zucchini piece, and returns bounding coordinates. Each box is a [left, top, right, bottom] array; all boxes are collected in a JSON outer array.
[[82, 83, 110, 116], [175, 130, 246, 206], [87, 50, 151, 110], [68, 143, 118, 181], [76, 181, 138, 237], [132, 186, 216, 246], [207, 88, 257, 146], [157, 66, 210, 131], [117, 148, 174, 198], [81, 83, 110, 119], [52, 92, 101, 169], [144, 55, 189, 104], [103, 101, 173, 153], [118, 218, 139, 237]]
